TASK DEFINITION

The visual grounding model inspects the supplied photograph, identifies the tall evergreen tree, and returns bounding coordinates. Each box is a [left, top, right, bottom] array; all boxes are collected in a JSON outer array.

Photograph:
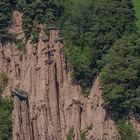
[[101, 34, 140, 119]]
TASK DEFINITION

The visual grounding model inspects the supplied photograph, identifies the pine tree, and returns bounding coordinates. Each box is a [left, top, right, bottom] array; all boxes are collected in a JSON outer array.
[[101, 34, 140, 119]]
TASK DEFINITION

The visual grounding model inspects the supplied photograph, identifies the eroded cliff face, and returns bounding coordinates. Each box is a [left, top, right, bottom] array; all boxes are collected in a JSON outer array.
[[0, 11, 122, 140]]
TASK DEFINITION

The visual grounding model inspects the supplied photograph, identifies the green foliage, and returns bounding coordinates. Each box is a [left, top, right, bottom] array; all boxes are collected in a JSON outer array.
[[62, 0, 136, 89], [14, 0, 65, 42], [17, 41, 25, 52], [0, 72, 9, 95], [80, 124, 93, 140], [101, 34, 140, 119], [65, 43, 94, 88], [2, 0, 137, 92], [116, 120, 139, 140], [17, 41, 25, 61], [0, 0, 12, 42], [80, 131, 86, 140], [10, 0, 137, 92], [0, 72, 13, 140], [67, 127, 74, 140], [0, 0, 139, 139], [0, 98, 13, 140]]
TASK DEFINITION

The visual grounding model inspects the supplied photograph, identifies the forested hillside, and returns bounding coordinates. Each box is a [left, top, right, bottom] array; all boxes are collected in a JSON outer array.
[[62, 0, 136, 89], [10, 0, 137, 89], [0, 0, 140, 139]]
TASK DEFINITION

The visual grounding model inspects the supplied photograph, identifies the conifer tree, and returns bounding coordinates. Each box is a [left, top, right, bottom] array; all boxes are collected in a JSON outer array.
[[101, 34, 140, 119]]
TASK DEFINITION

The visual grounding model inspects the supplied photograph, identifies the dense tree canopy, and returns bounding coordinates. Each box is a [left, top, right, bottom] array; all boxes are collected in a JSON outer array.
[[62, 0, 137, 88], [13, 0, 65, 42], [101, 34, 140, 119]]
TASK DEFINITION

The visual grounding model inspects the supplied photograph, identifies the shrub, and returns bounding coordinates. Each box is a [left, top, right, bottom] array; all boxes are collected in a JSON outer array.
[[17, 41, 25, 52], [80, 130, 86, 140], [0, 72, 9, 95], [116, 120, 139, 140], [0, 98, 13, 140], [0, 71, 12, 140], [67, 127, 74, 140]]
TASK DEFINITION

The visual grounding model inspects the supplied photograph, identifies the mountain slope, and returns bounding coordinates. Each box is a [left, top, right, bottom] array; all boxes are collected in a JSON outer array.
[[2, 11, 117, 140], [0, 0, 140, 139]]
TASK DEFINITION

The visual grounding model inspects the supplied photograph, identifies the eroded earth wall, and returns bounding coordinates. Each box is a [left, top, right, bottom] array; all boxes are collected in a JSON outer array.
[[1, 11, 121, 140]]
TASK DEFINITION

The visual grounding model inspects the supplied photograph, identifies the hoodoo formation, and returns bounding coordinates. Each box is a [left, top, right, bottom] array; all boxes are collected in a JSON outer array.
[[0, 0, 140, 140], [0, 11, 118, 140]]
